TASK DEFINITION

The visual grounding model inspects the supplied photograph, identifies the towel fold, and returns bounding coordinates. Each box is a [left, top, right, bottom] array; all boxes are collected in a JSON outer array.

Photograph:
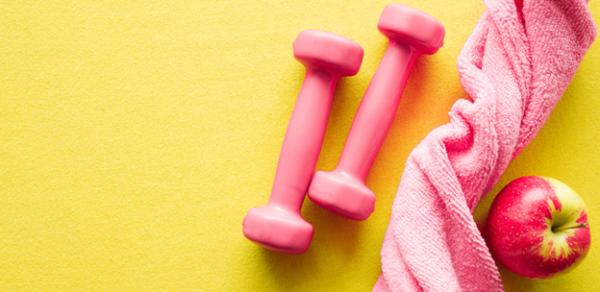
[[374, 0, 597, 291]]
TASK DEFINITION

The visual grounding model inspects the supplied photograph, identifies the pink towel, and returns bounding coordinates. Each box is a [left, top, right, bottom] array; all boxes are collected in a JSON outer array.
[[374, 0, 597, 291]]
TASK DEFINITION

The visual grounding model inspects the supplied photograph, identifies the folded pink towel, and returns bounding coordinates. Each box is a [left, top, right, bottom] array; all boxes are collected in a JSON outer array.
[[374, 0, 597, 291]]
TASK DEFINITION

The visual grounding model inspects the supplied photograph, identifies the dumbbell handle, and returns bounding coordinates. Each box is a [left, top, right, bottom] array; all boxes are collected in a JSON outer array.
[[270, 68, 338, 211], [338, 42, 417, 179]]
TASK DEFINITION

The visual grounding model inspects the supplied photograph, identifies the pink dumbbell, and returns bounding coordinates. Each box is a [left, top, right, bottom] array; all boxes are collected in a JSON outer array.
[[308, 5, 445, 220], [243, 30, 363, 253]]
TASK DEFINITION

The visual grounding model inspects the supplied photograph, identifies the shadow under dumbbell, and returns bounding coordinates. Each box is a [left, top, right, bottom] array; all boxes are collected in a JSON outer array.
[[302, 198, 362, 254], [259, 199, 362, 290]]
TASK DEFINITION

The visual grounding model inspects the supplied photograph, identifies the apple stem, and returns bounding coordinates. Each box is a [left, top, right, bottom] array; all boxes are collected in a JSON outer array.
[[553, 223, 589, 232]]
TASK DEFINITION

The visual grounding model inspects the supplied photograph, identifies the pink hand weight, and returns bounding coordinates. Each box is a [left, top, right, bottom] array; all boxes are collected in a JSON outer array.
[[308, 5, 445, 220], [243, 31, 363, 253]]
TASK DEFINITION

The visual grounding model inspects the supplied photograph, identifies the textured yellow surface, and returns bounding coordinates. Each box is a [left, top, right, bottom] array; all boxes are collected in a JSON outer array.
[[1, 1, 598, 291]]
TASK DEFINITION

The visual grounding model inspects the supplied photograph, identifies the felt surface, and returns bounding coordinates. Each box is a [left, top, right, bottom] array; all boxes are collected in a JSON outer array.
[[0, 1, 598, 291]]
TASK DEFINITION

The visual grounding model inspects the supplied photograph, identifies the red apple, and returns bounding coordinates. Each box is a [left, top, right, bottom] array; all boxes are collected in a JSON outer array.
[[485, 176, 590, 278]]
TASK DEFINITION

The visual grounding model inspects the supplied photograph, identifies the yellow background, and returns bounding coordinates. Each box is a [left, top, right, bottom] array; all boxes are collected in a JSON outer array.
[[1, 1, 598, 291]]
